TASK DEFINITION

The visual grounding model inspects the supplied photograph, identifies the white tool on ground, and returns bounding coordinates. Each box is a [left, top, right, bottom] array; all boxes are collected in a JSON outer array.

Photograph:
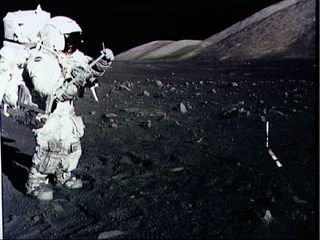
[[266, 121, 282, 168], [0, 136, 3, 238], [266, 121, 269, 148]]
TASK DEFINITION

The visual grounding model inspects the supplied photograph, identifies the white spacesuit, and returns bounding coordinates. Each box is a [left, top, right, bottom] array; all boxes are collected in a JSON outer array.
[[24, 16, 114, 201], [0, 6, 114, 201]]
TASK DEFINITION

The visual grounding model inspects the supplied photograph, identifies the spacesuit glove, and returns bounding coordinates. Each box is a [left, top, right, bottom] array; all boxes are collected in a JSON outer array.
[[71, 66, 85, 78], [34, 113, 48, 128], [56, 84, 78, 102], [35, 113, 48, 122], [101, 48, 114, 63], [71, 66, 92, 84]]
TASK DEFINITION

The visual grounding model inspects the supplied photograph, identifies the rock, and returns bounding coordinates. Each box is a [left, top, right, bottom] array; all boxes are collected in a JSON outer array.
[[211, 88, 217, 94], [98, 230, 125, 239], [111, 123, 118, 128], [143, 90, 150, 97], [90, 111, 96, 115], [126, 82, 134, 88], [180, 103, 187, 114], [262, 108, 267, 115], [186, 103, 192, 109], [140, 120, 152, 128], [171, 167, 184, 172], [263, 210, 273, 225], [147, 120, 152, 128], [31, 215, 40, 222], [238, 108, 245, 114], [170, 87, 176, 92], [292, 196, 309, 204], [222, 107, 237, 117], [104, 113, 118, 118], [231, 82, 238, 87], [269, 109, 285, 116], [119, 84, 131, 91], [156, 80, 163, 87]]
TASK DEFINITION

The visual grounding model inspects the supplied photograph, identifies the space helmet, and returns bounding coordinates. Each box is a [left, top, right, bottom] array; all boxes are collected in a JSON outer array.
[[40, 16, 83, 54]]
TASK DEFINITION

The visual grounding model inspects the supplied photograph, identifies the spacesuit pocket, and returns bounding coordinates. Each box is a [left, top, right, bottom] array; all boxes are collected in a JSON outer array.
[[36, 148, 61, 174], [48, 140, 63, 152], [70, 115, 85, 138], [62, 148, 82, 172]]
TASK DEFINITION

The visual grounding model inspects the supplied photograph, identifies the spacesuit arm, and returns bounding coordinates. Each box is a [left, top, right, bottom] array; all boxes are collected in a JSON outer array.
[[90, 48, 114, 77], [55, 80, 79, 102]]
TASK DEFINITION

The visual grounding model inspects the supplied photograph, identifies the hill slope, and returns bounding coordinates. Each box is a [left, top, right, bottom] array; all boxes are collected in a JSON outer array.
[[115, 0, 316, 61]]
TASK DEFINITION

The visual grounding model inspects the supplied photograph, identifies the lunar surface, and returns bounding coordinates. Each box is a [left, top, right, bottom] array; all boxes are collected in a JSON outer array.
[[1, 0, 317, 238]]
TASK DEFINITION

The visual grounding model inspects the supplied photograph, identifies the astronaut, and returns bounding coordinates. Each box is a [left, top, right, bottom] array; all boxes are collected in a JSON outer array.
[[24, 16, 114, 200]]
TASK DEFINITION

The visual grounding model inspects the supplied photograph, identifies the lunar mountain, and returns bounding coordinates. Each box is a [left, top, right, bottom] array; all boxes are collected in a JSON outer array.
[[116, 0, 316, 61]]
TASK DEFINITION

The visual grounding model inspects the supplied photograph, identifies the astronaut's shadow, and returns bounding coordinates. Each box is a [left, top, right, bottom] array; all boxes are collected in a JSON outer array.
[[1, 137, 32, 193]]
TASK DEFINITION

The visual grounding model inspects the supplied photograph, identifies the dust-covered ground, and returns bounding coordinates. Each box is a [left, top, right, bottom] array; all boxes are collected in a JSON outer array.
[[1, 58, 317, 239]]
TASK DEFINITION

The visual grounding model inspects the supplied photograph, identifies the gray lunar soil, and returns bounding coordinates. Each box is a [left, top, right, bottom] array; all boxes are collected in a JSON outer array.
[[1, 58, 317, 239]]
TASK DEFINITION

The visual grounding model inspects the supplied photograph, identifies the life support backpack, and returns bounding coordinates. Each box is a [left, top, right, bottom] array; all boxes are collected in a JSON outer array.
[[3, 5, 50, 44]]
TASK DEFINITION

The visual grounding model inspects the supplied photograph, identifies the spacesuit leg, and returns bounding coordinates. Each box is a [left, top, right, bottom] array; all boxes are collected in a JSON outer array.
[[25, 166, 53, 201], [25, 145, 60, 200], [55, 142, 83, 189], [3, 103, 9, 117]]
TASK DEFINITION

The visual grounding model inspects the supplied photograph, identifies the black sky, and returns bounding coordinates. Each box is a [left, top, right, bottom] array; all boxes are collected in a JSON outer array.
[[1, 0, 284, 57]]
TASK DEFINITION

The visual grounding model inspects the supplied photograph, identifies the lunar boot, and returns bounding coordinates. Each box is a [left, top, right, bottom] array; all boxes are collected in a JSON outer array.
[[55, 170, 83, 189], [25, 166, 54, 201]]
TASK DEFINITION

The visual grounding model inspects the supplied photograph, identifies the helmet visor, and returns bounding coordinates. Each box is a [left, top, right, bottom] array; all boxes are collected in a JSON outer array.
[[63, 32, 83, 53]]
